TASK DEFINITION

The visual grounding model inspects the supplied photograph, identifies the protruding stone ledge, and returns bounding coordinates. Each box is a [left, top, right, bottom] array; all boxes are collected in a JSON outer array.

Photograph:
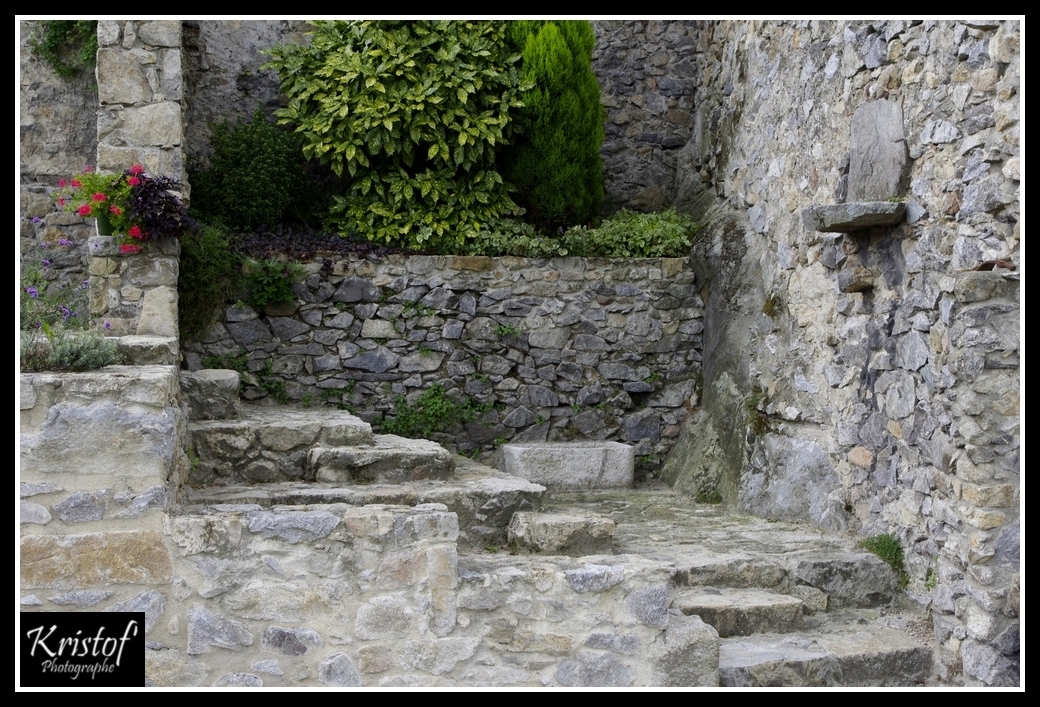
[[801, 202, 906, 232]]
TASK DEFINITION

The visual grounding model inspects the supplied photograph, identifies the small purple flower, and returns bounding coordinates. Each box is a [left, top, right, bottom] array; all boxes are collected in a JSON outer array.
[[82, 280, 90, 289], [103, 321, 111, 329], [32, 217, 42, 224], [41, 259, 51, 268], [58, 238, 74, 246], [39, 242, 49, 249], [25, 287, 38, 298], [60, 306, 71, 321]]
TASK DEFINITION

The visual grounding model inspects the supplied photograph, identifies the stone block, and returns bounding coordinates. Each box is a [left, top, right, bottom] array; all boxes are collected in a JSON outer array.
[[116, 335, 179, 365], [793, 553, 896, 608], [649, 614, 720, 687], [847, 100, 908, 201], [672, 587, 803, 637], [21, 530, 172, 589], [310, 436, 455, 484], [181, 369, 241, 421], [508, 511, 615, 556], [499, 441, 634, 490]]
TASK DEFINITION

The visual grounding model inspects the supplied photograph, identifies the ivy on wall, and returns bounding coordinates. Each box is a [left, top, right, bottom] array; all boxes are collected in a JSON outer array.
[[29, 20, 98, 78]]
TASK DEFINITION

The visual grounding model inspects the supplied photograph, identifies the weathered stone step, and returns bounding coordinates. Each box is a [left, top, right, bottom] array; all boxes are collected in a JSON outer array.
[[669, 551, 897, 610], [308, 435, 455, 484], [188, 408, 374, 485], [507, 510, 616, 556], [182, 457, 545, 549], [672, 587, 803, 637], [719, 614, 933, 687]]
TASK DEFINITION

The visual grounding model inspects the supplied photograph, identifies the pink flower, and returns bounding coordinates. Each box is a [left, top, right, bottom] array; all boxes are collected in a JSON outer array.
[[109, 205, 122, 215], [70, 179, 82, 188], [92, 192, 107, 202], [58, 178, 67, 188], [83, 165, 94, 173], [120, 243, 140, 254], [127, 176, 141, 187], [78, 204, 92, 216], [57, 198, 66, 207], [130, 164, 144, 175], [128, 225, 143, 239]]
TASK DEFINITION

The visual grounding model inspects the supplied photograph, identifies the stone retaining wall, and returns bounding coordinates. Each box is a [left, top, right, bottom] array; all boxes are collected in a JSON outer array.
[[184, 255, 703, 478]]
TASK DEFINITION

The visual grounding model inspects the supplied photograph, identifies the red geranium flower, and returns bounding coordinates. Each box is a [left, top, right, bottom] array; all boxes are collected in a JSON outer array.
[[109, 205, 122, 215], [127, 176, 141, 187], [70, 179, 82, 188], [128, 225, 143, 239], [83, 165, 94, 173], [78, 204, 92, 216], [58, 178, 67, 188], [130, 164, 144, 175], [92, 192, 107, 202]]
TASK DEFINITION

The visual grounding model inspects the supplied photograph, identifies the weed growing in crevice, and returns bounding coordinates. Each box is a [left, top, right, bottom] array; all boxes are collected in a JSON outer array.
[[743, 386, 772, 436], [381, 384, 481, 439], [858, 534, 909, 589], [695, 488, 724, 504]]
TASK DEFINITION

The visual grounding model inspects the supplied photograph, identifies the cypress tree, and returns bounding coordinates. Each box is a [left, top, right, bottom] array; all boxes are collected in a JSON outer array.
[[502, 20, 605, 232]]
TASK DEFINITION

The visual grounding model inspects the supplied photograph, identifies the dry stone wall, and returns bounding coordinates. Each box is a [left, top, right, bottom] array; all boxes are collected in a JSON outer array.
[[664, 19, 1019, 686], [184, 255, 703, 477]]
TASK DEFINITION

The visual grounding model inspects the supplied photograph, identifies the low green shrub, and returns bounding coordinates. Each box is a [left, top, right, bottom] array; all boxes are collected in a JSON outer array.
[[191, 109, 310, 229], [21, 326, 121, 373], [264, 21, 527, 251], [561, 209, 696, 258]]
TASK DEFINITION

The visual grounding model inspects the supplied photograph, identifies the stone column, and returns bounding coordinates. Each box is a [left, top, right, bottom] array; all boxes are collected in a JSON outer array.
[[92, 20, 186, 359]]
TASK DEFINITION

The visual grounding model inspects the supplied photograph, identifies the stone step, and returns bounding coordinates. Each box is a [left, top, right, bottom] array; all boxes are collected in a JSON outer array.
[[671, 587, 803, 637], [718, 613, 934, 687], [669, 551, 897, 609], [507, 510, 616, 556], [182, 456, 546, 549], [188, 407, 374, 485], [308, 435, 455, 484]]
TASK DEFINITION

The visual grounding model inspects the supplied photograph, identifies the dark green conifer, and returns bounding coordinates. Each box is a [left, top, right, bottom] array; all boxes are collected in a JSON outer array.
[[502, 20, 605, 231]]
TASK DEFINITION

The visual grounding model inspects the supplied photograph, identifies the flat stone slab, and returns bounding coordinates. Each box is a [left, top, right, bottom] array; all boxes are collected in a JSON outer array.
[[672, 587, 803, 637], [719, 617, 933, 686], [182, 457, 544, 549], [801, 202, 905, 232], [508, 510, 615, 556], [309, 435, 455, 484], [499, 441, 634, 490]]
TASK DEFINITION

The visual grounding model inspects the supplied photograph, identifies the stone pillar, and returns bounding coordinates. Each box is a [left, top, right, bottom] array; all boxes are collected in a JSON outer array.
[[92, 20, 186, 358], [96, 20, 186, 187]]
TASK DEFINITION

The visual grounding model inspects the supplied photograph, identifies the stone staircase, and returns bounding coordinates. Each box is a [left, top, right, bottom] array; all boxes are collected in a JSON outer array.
[[539, 490, 935, 686], [177, 371, 935, 687]]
